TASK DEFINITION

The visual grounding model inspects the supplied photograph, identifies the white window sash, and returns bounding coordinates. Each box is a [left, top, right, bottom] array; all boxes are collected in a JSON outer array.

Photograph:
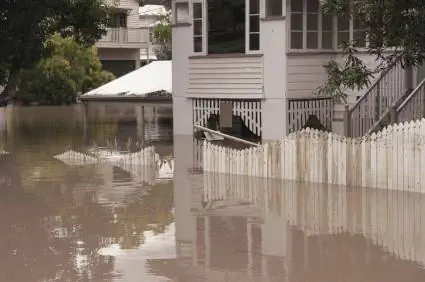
[[191, 0, 207, 55], [246, 0, 261, 54], [287, 0, 368, 52]]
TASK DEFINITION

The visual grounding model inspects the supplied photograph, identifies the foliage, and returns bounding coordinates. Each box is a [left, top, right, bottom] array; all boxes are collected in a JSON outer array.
[[152, 11, 172, 60], [317, 0, 425, 101], [316, 42, 373, 104], [18, 35, 115, 106], [0, 0, 113, 101]]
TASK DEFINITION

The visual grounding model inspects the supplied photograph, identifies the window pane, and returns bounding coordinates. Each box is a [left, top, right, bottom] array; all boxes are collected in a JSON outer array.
[[307, 14, 318, 30], [194, 37, 203, 52], [290, 0, 302, 13], [322, 14, 333, 31], [208, 0, 246, 54], [307, 31, 318, 49], [306, 0, 319, 12], [354, 31, 367, 47], [290, 13, 303, 30], [193, 3, 202, 19], [290, 31, 303, 49], [194, 19, 202, 36], [249, 33, 260, 50], [250, 0, 260, 15], [354, 17, 365, 30], [266, 0, 282, 16], [176, 2, 190, 23], [337, 31, 349, 46], [250, 15, 259, 33], [322, 31, 333, 49], [337, 17, 349, 31]]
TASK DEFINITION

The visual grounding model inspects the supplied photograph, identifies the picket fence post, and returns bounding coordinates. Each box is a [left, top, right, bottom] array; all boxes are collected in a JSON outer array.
[[420, 120, 425, 194]]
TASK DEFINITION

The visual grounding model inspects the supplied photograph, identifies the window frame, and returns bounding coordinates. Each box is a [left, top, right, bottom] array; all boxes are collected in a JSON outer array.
[[288, 0, 368, 52], [192, 1, 205, 54], [246, 0, 261, 53], [191, 0, 262, 56]]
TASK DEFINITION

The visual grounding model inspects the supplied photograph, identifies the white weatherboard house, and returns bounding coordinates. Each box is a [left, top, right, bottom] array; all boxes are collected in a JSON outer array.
[[97, 0, 150, 77], [172, 0, 425, 141], [139, 5, 170, 63]]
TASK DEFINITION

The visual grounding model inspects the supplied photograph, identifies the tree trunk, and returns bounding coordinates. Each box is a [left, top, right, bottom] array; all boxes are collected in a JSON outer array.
[[0, 70, 19, 106]]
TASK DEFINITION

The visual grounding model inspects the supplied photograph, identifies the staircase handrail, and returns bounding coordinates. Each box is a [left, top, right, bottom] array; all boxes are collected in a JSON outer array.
[[348, 58, 400, 116], [396, 77, 425, 123], [347, 56, 405, 137]]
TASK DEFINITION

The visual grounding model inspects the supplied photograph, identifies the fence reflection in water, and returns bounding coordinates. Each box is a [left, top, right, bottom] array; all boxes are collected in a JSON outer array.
[[200, 172, 425, 266]]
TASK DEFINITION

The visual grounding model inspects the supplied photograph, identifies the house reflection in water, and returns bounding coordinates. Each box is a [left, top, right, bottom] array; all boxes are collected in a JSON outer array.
[[148, 136, 425, 281]]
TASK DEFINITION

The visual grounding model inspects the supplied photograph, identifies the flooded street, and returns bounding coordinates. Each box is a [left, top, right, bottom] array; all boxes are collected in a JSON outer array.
[[1, 105, 425, 281]]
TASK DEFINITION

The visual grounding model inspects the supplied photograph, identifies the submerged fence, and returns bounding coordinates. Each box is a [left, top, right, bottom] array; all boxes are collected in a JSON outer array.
[[202, 119, 425, 192]]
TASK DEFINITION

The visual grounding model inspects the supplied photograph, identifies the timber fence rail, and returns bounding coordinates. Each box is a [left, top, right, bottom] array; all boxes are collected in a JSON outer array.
[[202, 118, 425, 192]]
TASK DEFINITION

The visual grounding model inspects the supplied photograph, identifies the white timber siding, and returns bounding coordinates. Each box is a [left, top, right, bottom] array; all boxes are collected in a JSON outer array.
[[193, 99, 262, 136], [188, 56, 264, 99], [97, 0, 148, 49], [287, 53, 380, 104]]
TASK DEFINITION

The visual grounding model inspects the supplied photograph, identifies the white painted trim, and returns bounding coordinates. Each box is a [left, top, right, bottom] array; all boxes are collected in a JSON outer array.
[[246, 0, 262, 54], [191, 0, 207, 55]]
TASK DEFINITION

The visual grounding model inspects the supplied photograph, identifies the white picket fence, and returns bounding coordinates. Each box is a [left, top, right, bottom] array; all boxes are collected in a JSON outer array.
[[54, 147, 175, 185], [202, 119, 425, 192], [202, 173, 425, 265]]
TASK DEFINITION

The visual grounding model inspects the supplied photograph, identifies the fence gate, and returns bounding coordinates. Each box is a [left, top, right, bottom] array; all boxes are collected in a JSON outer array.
[[192, 99, 262, 136], [287, 97, 334, 133]]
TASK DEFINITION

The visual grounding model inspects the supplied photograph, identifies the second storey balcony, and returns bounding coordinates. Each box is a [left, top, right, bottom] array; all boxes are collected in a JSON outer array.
[[96, 27, 150, 49]]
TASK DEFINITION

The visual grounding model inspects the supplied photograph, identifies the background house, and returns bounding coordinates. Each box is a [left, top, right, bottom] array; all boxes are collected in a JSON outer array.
[[139, 4, 170, 64], [96, 0, 150, 78]]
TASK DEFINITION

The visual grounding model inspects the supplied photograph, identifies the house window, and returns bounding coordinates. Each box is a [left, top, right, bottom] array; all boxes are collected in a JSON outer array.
[[321, 14, 333, 49], [207, 0, 245, 54], [289, 0, 368, 51], [353, 17, 367, 47], [266, 0, 283, 17], [110, 12, 127, 28], [289, 0, 303, 49], [175, 2, 190, 24], [337, 16, 349, 47], [248, 0, 260, 51], [306, 0, 319, 49], [193, 2, 203, 52]]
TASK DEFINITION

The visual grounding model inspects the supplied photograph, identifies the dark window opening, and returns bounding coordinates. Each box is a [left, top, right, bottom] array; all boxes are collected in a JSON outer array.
[[193, 2, 203, 52], [266, 0, 282, 17], [110, 12, 127, 28], [207, 0, 245, 54], [249, 0, 260, 50]]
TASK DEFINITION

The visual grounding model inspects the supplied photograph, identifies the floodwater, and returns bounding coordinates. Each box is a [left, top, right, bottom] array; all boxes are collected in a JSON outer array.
[[1, 105, 425, 281]]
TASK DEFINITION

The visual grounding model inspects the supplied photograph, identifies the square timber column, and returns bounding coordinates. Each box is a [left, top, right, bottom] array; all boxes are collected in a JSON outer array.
[[135, 105, 145, 143], [261, 98, 288, 142]]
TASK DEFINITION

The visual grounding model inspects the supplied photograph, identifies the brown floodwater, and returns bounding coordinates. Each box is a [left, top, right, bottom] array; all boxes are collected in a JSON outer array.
[[1, 105, 425, 282]]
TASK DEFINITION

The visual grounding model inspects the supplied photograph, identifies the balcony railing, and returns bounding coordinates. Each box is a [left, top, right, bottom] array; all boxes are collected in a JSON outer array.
[[97, 27, 149, 48]]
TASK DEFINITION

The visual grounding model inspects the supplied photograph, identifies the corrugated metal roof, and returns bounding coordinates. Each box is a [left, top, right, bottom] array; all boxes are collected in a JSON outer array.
[[82, 60, 171, 97]]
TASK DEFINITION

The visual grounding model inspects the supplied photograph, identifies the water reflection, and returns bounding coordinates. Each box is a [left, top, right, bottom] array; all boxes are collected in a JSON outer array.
[[3, 104, 425, 281], [170, 135, 425, 281], [0, 105, 175, 281]]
